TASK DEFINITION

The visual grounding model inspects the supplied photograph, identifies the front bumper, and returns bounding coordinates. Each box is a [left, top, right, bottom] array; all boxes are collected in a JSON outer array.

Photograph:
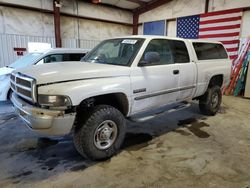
[[11, 93, 76, 136]]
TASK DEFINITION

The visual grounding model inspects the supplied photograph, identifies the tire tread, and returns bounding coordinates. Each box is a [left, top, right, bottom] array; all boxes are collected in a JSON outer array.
[[73, 105, 125, 160], [199, 86, 222, 116]]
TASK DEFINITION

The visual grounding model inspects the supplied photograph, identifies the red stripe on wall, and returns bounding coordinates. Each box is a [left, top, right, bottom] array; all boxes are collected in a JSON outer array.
[[229, 55, 238, 59], [226, 48, 239, 52], [200, 16, 242, 25], [221, 40, 240, 45], [199, 24, 241, 32], [13, 48, 26, 51], [199, 32, 240, 38]]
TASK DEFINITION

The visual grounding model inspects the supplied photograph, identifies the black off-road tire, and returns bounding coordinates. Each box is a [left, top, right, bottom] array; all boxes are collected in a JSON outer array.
[[199, 86, 222, 116], [73, 105, 126, 160]]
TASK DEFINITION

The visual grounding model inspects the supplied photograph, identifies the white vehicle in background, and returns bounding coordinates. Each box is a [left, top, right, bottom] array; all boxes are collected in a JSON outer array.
[[0, 48, 89, 101]]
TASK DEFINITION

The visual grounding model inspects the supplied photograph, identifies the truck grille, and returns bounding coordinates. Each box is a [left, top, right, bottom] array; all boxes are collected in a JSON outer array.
[[10, 72, 36, 103]]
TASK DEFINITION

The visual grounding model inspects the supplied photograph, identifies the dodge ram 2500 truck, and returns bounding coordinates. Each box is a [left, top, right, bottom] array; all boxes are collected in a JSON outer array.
[[10, 36, 231, 160]]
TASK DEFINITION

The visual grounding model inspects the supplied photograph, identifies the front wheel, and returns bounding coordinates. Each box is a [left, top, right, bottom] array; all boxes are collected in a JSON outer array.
[[199, 86, 222, 116], [73, 105, 126, 160]]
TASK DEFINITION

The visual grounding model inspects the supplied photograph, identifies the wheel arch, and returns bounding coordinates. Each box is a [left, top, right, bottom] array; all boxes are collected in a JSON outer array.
[[77, 92, 130, 117], [208, 74, 224, 88], [194, 74, 224, 100]]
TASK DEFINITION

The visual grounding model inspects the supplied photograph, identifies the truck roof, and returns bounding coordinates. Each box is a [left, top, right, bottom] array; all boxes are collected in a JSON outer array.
[[113, 35, 223, 44], [33, 48, 90, 54]]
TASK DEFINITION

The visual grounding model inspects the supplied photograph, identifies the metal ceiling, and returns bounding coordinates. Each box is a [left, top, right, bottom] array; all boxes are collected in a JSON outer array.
[[91, 0, 155, 10]]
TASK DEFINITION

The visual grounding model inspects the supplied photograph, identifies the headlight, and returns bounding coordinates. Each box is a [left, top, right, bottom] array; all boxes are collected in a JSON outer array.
[[38, 95, 72, 107]]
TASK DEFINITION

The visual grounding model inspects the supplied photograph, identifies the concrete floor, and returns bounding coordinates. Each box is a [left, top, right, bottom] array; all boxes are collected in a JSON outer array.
[[0, 96, 249, 188]]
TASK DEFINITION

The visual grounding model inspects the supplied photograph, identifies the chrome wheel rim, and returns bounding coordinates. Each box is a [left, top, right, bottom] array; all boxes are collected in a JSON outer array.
[[211, 93, 219, 108], [94, 120, 118, 150]]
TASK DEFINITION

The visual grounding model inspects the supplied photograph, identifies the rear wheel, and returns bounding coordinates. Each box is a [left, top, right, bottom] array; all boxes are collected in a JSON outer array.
[[199, 86, 222, 115], [73, 105, 126, 160]]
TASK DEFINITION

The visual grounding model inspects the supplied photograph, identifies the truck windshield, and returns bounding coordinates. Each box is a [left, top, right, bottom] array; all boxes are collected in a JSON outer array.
[[9, 52, 42, 69], [82, 38, 145, 66]]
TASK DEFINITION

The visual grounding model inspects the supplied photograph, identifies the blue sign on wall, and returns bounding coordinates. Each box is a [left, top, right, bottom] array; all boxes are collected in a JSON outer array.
[[143, 20, 166, 36]]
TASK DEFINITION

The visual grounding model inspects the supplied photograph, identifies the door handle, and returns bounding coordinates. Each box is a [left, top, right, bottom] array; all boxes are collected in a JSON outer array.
[[173, 70, 179, 75]]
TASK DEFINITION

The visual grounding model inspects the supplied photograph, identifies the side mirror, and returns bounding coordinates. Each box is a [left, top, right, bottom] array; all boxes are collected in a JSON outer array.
[[139, 52, 160, 66]]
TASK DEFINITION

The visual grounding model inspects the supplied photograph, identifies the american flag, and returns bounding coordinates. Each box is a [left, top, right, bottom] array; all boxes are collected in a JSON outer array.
[[177, 9, 243, 60]]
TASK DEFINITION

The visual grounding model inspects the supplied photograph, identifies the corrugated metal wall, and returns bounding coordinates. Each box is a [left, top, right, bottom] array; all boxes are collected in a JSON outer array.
[[0, 2, 131, 68], [0, 34, 100, 67], [62, 38, 100, 49], [79, 39, 100, 49]]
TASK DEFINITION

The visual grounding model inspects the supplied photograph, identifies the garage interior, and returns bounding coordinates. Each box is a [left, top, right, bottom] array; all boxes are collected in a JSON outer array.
[[0, 0, 250, 187]]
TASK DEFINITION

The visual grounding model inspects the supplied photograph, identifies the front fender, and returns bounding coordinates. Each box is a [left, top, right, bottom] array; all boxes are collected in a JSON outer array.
[[37, 77, 132, 108]]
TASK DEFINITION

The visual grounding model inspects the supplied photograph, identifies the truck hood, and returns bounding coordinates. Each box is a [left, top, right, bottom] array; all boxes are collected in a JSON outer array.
[[16, 62, 131, 85], [0, 67, 15, 76]]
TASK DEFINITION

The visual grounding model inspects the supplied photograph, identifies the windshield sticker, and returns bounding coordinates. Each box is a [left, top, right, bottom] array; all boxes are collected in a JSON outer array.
[[122, 39, 138, 44]]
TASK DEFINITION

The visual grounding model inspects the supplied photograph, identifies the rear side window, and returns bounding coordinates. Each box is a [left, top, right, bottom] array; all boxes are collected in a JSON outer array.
[[43, 53, 86, 63], [170, 40, 190, 63], [193, 42, 228, 60], [68, 53, 86, 61], [44, 54, 63, 63]]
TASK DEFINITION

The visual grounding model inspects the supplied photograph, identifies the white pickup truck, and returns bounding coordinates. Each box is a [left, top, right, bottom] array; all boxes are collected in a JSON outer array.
[[10, 36, 231, 160]]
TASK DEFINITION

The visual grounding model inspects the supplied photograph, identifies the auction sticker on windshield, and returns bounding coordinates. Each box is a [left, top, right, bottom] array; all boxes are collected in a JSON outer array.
[[122, 39, 137, 44]]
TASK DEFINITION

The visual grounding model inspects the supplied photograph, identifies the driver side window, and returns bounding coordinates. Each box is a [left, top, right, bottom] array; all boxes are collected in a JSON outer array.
[[141, 39, 174, 66]]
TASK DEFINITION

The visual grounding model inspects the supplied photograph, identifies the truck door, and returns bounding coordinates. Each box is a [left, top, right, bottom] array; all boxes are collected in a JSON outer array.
[[171, 40, 197, 100], [130, 39, 180, 114]]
